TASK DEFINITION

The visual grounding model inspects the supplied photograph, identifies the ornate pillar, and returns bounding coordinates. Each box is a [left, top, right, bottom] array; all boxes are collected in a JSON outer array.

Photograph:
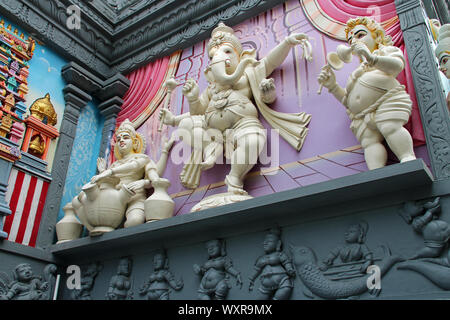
[[395, 0, 450, 180], [0, 138, 21, 239], [96, 74, 130, 159], [36, 62, 102, 249]]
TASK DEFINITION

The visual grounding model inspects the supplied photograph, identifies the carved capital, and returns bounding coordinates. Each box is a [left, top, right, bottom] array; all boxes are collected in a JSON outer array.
[[62, 62, 103, 95], [95, 73, 130, 102], [98, 97, 123, 118]]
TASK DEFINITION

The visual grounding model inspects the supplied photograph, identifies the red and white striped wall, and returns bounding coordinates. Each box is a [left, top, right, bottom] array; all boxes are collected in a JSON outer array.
[[3, 168, 49, 247]]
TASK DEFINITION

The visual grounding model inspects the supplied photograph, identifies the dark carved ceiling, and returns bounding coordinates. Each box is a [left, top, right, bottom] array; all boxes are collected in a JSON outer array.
[[0, 0, 286, 79]]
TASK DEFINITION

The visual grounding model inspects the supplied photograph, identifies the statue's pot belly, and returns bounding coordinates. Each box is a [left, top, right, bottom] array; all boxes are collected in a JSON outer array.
[[347, 71, 401, 115], [206, 92, 258, 132]]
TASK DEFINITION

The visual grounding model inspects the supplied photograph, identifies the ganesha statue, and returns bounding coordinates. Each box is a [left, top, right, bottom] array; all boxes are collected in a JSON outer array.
[[318, 17, 416, 170], [56, 119, 174, 239], [160, 22, 312, 211]]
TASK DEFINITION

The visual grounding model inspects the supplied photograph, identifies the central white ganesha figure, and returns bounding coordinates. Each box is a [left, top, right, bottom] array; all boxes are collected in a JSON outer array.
[[160, 23, 312, 211]]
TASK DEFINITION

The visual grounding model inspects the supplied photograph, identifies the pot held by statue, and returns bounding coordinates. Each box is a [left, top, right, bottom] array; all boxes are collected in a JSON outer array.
[[56, 202, 83, 243], [73, 176, 135, 236], [144, 178, 174, 222]]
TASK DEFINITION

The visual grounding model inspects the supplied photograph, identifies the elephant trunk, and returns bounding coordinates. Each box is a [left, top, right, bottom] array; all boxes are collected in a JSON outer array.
[[210, 58, 258, 86]]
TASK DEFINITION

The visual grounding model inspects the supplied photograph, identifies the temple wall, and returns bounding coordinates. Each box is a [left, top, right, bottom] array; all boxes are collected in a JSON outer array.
[[0, 0, 449, 302]]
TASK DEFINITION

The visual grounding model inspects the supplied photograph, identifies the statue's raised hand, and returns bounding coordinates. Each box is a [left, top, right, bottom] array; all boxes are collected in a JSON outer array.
[[159, 108, 175, 126], [351, 41, 374, 64], [182, 79, 200, 103], [285, 33, 309, 46], [97, 157, 107, 173], [317, 65, 337, 90], [259, 78, 276, 104]]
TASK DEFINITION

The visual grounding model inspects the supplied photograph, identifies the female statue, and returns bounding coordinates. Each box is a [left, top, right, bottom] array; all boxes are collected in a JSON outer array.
[[91, 119, 174, 227], [70, 119, 174, 236]]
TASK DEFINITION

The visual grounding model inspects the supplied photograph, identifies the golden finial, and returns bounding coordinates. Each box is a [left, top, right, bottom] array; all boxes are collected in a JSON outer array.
[[29, 93, 58, 126]]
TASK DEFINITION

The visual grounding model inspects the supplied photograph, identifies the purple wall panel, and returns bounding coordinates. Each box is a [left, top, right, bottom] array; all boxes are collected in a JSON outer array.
[[135, 0, 430, 209]]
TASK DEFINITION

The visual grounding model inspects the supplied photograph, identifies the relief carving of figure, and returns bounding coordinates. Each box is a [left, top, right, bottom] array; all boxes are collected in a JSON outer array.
[[71, 262, 103, 300], [193, 239, 242, 300], [398, 197, 450, 290], [248, 228, 296, 300], [290, 243, 400, 300], [318, 17, 416, 170], [106, 257, 133, 300], [0, 264, 57, 300], [160, 23, 312, 206], [139, 250, 183, 300], [319, 221, 373, 274], [70, 119, 174, 236]]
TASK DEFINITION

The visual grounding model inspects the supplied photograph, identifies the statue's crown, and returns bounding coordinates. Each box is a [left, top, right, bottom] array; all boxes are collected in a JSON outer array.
[[207, 22, 242, 56], [116, 119, 136, 137], [436, 24, 450, 59]]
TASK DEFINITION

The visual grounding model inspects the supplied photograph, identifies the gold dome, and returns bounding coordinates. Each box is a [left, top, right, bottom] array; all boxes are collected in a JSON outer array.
[[29, 93, 57, 126]]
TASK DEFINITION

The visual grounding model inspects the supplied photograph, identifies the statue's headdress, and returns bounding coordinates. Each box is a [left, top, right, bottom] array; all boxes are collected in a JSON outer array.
[[207, 22, 243, 57], [345, 17, 393, 47], [436, 24, 450, 61], [114, 119, 145, 158]]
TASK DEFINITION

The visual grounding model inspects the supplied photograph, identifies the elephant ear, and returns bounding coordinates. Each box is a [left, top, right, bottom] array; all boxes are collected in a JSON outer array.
[[240, 49, 257, 60]]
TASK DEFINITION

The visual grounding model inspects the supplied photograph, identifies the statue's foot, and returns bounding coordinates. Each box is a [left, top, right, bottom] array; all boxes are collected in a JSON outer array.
[[224, 175, 246, 195], [400, 155, 416, 163], [227, 185, 247, 195]]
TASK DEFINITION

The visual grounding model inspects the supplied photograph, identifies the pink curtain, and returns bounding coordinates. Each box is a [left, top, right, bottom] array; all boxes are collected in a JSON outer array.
[[109, 52, 181, 164], [117, 56, 171, 124], [304, 0, 425, 145]]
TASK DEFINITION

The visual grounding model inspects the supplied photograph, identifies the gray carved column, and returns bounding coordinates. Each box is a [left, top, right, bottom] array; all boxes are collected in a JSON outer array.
[[0, 138, 21, 239], [395, 0, 450, 180], [95, 74, 130, 159], [36, 63, 103, 249]]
